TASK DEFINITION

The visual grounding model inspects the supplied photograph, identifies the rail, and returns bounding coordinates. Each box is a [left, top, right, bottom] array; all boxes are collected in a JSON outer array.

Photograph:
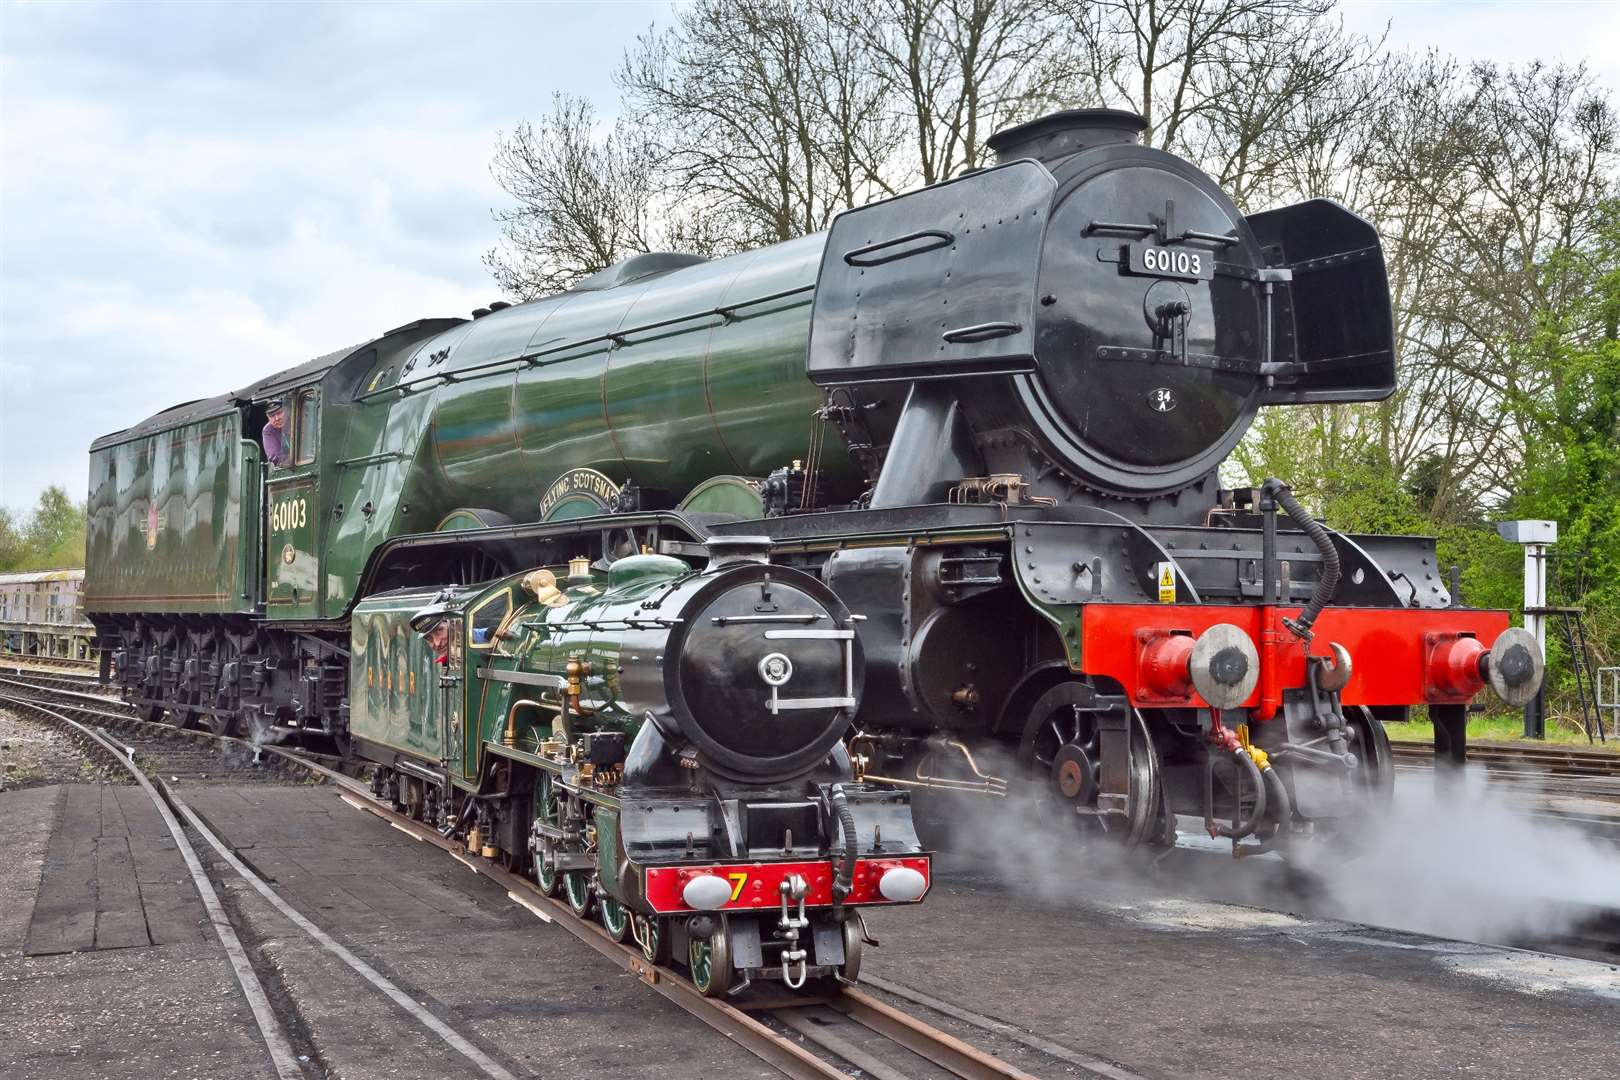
[[1600, 666, 1620, 740]]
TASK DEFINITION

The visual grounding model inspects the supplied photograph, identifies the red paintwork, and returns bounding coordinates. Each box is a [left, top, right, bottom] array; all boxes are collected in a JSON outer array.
[[1424, 633, 1488, 703], [1137, 631, 1196, 701], [642, 856, 932, 915], [1080, 604, 1511, 718]]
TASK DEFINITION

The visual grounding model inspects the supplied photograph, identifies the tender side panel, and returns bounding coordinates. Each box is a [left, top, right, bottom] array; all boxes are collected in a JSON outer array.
[[349, 591, 445, 761], [85, 412, 251, 615]]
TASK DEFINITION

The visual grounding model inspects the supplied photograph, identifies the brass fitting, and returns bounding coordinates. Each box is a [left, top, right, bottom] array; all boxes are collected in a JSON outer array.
[[564, 655, 591, 719], [521, 568, 566, 607]]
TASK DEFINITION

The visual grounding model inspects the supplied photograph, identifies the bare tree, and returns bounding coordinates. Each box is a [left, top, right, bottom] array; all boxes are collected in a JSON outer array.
[[1360, 57, 1616, 516], [1047, 0, 1382, 207], [486, 93, 688, 298], [617, 0, 903, 248], [1231, 55, 1617, 524], [838, 0, 1064, 187]]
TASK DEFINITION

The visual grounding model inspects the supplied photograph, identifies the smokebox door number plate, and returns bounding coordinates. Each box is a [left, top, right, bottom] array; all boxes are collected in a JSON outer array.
[[1124, 243, 1212, 281]]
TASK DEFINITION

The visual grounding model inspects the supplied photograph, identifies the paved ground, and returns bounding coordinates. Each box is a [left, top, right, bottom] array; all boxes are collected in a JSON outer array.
[[0, 781, 781, 1080], [859, 837, 1620, 1080], [0, 783, 272, 1080], [2, 772, 1617, 1080]]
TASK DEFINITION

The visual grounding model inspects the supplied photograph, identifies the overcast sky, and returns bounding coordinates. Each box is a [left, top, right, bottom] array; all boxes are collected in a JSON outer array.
[[2, 0, 1617, 515]]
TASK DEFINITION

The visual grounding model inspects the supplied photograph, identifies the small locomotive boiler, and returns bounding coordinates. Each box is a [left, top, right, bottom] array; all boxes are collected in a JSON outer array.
[[350, 538, 927, 995]]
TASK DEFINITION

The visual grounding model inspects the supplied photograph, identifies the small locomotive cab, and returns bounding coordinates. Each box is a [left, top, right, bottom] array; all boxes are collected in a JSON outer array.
[[349, 540, 930, 996]]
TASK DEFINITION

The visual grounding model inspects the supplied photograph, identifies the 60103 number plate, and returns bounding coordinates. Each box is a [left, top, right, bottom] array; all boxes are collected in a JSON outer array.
[[1124, 243, 1212, 281]]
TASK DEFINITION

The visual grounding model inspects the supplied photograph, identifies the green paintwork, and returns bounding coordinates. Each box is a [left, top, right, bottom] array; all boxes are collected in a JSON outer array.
[[322, 233, 856, 620], [85, 410, 255, 615], [347, 553, 713, 790], [594, 809, 621, 884], [348, 587, 447, 761], [266, 470, 320, 618], [678, 476, 765, 518], [92, 231, 863, 623]]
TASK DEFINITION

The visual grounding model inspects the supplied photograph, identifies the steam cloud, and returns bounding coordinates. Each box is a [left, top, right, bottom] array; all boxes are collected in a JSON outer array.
[[1294, 768, 1620, 944], [926, 751, 1620, 948]]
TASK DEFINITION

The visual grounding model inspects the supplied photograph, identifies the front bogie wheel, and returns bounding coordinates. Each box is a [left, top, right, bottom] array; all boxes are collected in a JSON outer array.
[[599, 896, 630, 942], [1019, 683, 1169, 849], [689, 921, 733, 997], [564, 872, 595, 918], [532, 775, 562, 896], [838, 917, 863, 983]]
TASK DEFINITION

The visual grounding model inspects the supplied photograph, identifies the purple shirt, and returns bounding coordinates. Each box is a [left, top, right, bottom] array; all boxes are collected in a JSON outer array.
[[261, 421, 288, 467]]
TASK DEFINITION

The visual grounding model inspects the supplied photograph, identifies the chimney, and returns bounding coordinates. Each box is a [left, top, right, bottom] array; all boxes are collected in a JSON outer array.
[[987, 109, 1148, 166]]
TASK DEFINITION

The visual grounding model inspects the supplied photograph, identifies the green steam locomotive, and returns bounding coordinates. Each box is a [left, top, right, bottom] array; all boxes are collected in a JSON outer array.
[[89, 108, 1539, 931]]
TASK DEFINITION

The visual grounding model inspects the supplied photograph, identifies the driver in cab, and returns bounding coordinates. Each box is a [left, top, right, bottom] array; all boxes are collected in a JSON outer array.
[[410, 598, 455, 665], [261, 400, 290, 468]]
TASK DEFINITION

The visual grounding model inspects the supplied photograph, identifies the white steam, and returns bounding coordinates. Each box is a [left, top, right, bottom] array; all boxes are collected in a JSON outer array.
[[1295, 768, 1620, 944], [922, 752, 1620, 950]]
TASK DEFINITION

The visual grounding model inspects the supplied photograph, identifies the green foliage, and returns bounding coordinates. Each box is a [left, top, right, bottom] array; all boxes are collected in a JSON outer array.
[[0, 486, 86, 572], [1230, 199, 1620, 733]]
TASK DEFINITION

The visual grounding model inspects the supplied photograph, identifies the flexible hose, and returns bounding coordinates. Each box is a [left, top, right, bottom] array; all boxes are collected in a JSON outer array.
[[1264, 479, 1341, 640], [1262, 765, 1291, 826], [1211, 748, 1267, 840], [830, 784, 858, 906], [1235, 767, 1294, 857]]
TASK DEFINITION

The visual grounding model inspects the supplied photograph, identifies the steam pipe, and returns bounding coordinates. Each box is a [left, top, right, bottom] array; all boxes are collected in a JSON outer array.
[[1263, 479, 1341, 641]]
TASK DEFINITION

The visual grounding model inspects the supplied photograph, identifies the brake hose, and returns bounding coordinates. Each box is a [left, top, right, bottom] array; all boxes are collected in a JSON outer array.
[[1263, 478, 1341, 641], [1210, 747, 1267, 841], [830, 784, 857, 907]]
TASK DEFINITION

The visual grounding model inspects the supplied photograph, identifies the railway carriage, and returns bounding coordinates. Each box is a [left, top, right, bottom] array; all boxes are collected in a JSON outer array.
[[87, 106, 1543, 944], [0, 568, 94, 661]]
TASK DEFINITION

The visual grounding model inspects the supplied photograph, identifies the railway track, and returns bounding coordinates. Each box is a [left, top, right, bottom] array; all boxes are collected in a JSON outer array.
[[0, 678, 1111, 1080], [0, 654, 97, 674], [1389, 738, 1620, 800]]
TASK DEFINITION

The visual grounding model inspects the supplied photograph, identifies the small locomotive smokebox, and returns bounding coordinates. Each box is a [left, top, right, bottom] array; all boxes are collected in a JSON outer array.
[[987, 108, 1148, 165]]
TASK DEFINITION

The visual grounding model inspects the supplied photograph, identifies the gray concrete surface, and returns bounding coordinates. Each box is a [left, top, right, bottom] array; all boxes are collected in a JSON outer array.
[[860, 847, 1620, 1080], [185, 784, 781, 1080], [0, 783, 276, 1080], [7, 772, 1618, 1080]]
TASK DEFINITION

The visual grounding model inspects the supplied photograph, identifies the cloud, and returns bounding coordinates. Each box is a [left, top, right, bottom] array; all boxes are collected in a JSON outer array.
[[0, 0, 666, 509], [1, 0, 1614, 513]]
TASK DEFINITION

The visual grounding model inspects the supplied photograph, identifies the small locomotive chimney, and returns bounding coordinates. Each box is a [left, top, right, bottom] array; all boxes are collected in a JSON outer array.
[[987, 108, 1148, 166]]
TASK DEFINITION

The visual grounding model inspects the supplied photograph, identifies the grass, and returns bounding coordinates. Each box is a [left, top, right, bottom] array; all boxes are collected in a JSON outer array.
[[1384, 710, 1620, 753]]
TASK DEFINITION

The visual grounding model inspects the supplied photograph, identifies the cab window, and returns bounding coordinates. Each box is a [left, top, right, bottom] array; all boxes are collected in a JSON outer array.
[[468, 589, 512, 649], [294, 389, 318, 465]]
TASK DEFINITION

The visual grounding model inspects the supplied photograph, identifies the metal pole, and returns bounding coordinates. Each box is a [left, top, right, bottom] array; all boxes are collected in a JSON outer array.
[[1523, 542, 1548, 740], [1496, 521, 1557, 740]]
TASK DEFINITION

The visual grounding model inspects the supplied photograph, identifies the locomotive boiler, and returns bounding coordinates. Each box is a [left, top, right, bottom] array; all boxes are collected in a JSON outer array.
[[85, 106, 1543, 868]]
